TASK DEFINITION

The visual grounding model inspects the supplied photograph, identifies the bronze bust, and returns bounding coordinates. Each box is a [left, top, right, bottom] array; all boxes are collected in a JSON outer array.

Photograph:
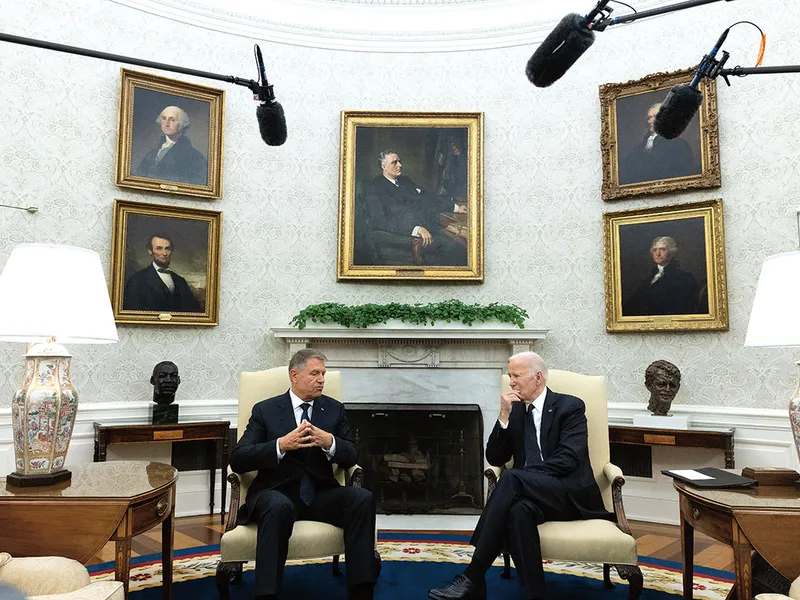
[[150, 361, 181, 424], [644, 360, 681, 416]]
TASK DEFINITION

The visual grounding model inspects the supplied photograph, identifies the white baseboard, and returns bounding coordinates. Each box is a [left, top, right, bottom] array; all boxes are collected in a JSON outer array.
[[0, 400, 794, 526]]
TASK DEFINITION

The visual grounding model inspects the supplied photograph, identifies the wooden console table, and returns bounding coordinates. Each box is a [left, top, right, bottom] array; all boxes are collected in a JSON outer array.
[[675, 479, 800, 600], [94, 420, 230, 523], [609, 424, 735, 468], [0, 461, 177, 600]]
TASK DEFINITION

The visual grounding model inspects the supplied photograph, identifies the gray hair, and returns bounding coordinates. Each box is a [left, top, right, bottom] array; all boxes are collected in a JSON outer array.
[[509, 351, 548, 382], [651, 236, 678, 254], [289, 348, 327, 373], [156, 106, 190, 132], [648, 102, 663, 113], [378, 150, 399, 167]]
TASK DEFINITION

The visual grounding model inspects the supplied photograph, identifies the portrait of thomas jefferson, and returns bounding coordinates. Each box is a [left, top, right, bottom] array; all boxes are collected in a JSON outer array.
[[121, 213, 209, 313], [616, 89, 703, 186], [619, 218, 709, 318], [129, 88, 211, 187]]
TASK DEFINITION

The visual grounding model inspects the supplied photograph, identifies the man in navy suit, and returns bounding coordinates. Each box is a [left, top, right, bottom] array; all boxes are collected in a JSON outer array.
[[122, 234, 202, 313], [429, 352, 610, 600], [230, 349, 378, 600]]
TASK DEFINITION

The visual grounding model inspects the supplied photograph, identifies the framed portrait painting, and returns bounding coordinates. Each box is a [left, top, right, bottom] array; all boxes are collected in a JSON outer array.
[[600, 68, 721, 201], [115, 69, 225, 199], [337, 111, 484, 281], [109, 199, 222, 326], [603, 199, 728, 333]]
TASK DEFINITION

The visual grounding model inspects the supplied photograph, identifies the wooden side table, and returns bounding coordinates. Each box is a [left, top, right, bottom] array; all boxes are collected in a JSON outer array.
[[0, 461, 177, 600], [675, 479, 800, 600], [609, 424, 735, 468], [93, 421, 230, 523]]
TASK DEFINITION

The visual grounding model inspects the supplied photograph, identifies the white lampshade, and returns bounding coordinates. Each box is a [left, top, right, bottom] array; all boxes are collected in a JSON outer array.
[[0, 243, 118, 344], [745, 251, 800, 348]]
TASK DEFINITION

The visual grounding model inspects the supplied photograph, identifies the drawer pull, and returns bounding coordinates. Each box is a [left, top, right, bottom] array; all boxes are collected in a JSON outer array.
[[692, 508, 700, 520], [156, 498, 169, 517]]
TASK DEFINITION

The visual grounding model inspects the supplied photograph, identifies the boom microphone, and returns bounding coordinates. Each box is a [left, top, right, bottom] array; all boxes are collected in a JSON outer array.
[[654, 28, 730, 139], [526, 13, 595, 88], [253, 45, 287, 146]]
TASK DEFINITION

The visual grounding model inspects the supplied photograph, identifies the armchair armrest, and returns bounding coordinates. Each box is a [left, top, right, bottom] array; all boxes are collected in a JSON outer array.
[[223, 470, 243, 533], [484, 465, 504, 498], [346, 464, 364, 488], [603, 462, 633, 535]]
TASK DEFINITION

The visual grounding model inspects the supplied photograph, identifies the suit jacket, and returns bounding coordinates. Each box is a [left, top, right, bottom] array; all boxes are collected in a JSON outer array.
[[623, 262, 701, 316], [485, 388, 609, 520], [230, 392, 358, 524], [364, 175, 454, 237], [134, 135, 208, 185], [619, 134, 698, 185], [122, 265, 202, 312]]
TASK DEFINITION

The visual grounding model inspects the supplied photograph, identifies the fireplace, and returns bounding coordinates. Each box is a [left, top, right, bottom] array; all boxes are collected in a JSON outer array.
[[345, 403, 484, 515]]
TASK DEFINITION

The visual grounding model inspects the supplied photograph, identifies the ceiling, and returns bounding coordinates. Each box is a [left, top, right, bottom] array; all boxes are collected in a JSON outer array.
[[112, 0, 673, 52]]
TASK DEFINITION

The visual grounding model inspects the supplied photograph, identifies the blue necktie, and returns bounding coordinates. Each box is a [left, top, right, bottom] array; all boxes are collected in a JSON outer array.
[[524, 404, 543, 469], [298, 403, 315, 505]]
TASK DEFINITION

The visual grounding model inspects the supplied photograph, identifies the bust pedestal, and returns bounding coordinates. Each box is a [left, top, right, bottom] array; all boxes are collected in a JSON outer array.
[[151, 404, 179, 425], [633, 413, 689, 429]]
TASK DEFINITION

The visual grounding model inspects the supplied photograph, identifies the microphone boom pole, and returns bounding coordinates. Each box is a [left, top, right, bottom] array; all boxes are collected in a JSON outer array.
[[592, 0, 735, 31]]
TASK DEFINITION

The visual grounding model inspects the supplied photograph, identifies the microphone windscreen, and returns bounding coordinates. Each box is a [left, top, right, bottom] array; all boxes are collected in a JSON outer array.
[[654, 85, 702, 139], [256, 100, 287, 146], [526, 13, 595, 88]]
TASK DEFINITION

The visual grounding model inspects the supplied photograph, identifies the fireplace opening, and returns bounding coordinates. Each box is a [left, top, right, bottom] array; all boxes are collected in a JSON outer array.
[[345, 403, 484, 515]]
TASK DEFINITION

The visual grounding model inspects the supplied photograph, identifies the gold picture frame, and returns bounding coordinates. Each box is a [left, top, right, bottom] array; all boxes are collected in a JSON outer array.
[[115, 69, 225, 199], [603, 199, 728, 333], [110, 199, 222, 326], [600, 68, 720, 201], [337, 111, 484, 281]]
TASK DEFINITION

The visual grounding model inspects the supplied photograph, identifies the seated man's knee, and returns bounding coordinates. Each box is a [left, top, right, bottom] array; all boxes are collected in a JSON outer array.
[[256, 491, 297, 524], [351, 487, 375, 507]]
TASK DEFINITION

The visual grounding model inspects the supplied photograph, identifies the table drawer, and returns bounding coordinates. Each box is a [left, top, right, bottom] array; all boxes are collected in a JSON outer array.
[[133, 492, 172, 534], [682, 498, 731, 543]]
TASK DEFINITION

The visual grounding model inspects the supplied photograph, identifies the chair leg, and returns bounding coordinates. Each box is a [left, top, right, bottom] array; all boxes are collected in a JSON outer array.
[[603, 563, 614, 589], [216, 561, 244, 600], [332, 554, 342, 577], [500, 553, 512, 579], [614, 564, 644, 600]]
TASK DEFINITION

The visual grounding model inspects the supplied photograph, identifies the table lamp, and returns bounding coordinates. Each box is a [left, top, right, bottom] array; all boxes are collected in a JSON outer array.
[[745, 250, 800, 466], [0, 244, 118, 486]]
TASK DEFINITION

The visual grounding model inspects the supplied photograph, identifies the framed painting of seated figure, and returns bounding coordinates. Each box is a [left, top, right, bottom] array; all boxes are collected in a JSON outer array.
[[337, 111, 484, 281], [599, 68, 721, 201], [603, 199, 728, 333]]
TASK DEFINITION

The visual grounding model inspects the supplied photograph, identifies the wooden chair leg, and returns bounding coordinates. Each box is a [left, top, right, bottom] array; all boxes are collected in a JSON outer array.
[[332, 554, 342, 577], [216, 561, 244, 600], [603, 563, 615, 589], [614, 564, 644, 600], [501, 553, 512, 579]]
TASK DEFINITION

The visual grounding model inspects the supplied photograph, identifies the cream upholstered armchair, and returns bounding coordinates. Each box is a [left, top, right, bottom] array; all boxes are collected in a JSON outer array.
[[485, 369, 643, 599], [757, 577, 800, 600], [215, 367, 364, 600], [0, 553, 123, 600]]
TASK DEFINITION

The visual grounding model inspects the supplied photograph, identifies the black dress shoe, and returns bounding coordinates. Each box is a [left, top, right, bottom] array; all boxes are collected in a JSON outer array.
[[428, 574, 486, 600]]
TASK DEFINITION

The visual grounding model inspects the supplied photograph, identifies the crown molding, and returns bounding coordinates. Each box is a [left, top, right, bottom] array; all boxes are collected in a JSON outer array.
[[111, 0, 676, 52]]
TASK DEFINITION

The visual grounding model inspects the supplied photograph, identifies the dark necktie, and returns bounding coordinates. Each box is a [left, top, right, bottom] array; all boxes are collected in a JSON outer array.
[[157, 268, 173, 274], [298, 403, 315, 505], [524, 404, 543, 469]]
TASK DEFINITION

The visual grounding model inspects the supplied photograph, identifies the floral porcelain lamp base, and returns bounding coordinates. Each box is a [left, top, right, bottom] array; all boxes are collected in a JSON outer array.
[[9, 342, 77, 487]]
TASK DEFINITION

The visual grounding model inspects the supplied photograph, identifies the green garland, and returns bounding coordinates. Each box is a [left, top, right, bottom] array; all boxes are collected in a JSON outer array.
[[290, 300, 528, 329]]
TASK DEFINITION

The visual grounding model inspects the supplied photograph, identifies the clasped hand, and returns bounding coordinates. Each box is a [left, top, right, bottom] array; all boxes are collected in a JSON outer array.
[[279, 420, 333, 453]]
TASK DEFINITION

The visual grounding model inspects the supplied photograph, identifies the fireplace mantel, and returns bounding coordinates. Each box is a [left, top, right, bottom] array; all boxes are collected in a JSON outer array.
[[270, 322, 548, 368]]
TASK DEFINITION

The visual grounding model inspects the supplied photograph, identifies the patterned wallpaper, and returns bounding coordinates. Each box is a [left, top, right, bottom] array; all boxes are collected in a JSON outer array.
[[1, 0, 799, 410]]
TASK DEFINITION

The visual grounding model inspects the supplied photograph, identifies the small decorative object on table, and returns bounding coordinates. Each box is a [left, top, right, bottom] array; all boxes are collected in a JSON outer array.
[[633, 360, 688, 429], [741, 467, 800, 487], [151, 361, 181, 424]]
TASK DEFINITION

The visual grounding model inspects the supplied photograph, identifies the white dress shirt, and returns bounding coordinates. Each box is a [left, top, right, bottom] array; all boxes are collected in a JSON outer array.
[[153, 262, 175, 292], [650, 264, 665, 284], [498, 387, 547, 461], [276, 389, 336, 461]]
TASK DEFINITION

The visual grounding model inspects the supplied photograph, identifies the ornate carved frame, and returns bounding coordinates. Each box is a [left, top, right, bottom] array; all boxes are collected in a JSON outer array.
[[599, 68, 721, 201], [603, 198, 728, 333]]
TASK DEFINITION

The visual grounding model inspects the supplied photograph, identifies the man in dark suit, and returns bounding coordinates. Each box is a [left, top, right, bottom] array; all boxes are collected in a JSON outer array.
[[618, 102, 699, 186], [122, 234, 202, 313], [230, 349, 378, 600], [429, 352, 610, 600], [623, 236, 702, 316], [134, 106, 208, 185], [363, 150, 467, 266]]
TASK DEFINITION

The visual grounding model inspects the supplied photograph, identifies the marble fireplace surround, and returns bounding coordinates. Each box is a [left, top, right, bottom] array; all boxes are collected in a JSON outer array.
[[271, 323, 548, 526]]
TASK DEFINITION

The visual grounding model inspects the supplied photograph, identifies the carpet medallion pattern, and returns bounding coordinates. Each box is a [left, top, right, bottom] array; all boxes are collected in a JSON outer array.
[[89, 535, 734, 599]]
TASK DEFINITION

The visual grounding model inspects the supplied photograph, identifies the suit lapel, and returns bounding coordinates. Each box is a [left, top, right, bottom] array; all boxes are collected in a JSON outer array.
[[276, 392, 297, 434], [539, 388, 556, 458], [311, 395, 331, 429]]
